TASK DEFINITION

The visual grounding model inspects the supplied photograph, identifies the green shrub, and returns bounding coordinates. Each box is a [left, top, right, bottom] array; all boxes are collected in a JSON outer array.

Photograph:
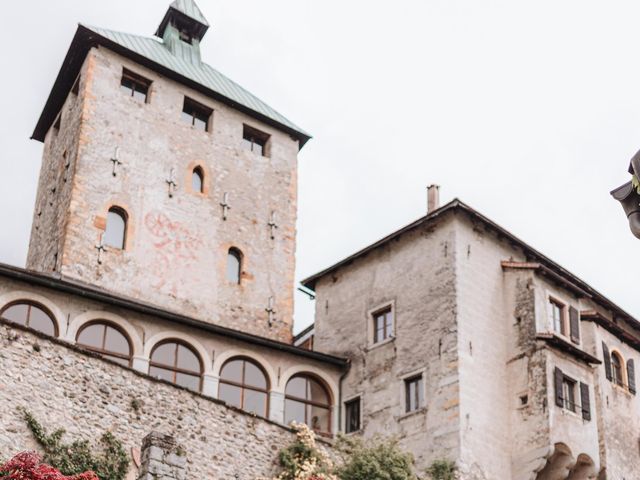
[[425, 459, 457, 480], [335, 436, 417, 480]]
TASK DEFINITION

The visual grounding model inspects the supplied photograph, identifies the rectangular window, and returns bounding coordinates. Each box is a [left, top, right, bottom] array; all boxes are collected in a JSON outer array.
[[550, 298, 566, 335], [405, 375, 424, 413], [179, 30, 193, 44], [120, 69, 151, 103], [345, 398, 361, 434], [562, 376, 577, 413], [182, 97, 212, 132], [373, 308, 393, 344], [242, 124, 270, 156]]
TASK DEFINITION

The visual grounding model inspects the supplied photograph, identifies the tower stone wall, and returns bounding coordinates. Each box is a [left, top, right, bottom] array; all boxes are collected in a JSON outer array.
[[28, 44, 299, 342]]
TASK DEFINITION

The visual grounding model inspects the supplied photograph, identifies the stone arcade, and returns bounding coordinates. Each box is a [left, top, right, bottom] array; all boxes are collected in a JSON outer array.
[[1, 1, 639, 479]]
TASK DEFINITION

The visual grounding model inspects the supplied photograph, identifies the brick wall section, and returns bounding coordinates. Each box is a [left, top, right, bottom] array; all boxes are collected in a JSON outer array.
[[28, 46, 299, 342], [312, 215, 460, 471], [0, 322, 301, 479]]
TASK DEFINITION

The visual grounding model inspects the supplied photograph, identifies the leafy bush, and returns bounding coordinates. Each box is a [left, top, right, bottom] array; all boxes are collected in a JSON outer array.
[[0, 452, 98, 480], [425, 459, 457, 480], [20, 409, 128, 480], [335, 436, 416, 480]]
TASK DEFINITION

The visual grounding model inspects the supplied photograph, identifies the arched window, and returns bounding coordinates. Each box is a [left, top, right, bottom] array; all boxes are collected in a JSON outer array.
[[0, 302, 57, 337], [104, 207, 127, 250], [227, 248, 242, 284], [612, 352, 625, 386], [285, 375, 332, 434], [218, 357, 269, 416], [192, 166, 204, 193], [76, 322, 132, 367], [149, 341, 202, 392]]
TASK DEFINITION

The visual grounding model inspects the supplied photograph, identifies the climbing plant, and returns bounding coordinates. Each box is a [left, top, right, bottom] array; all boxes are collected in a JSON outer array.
[[19, 409, 128, 480]]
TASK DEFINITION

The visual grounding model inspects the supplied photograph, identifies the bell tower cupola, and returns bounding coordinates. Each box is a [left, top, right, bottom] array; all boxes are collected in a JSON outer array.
[[155, 0, 210, 65]]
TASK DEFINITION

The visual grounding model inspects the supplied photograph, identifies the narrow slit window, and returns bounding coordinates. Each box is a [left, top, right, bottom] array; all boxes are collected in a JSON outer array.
[[192, 166, 204, 193], [242, 125, 270, 156], [120, 69, 151, 103], [182, 97, 212, 132], [227, 248, 242, 284], [104, 207, 127, 250], [53, 115, 61, 135]]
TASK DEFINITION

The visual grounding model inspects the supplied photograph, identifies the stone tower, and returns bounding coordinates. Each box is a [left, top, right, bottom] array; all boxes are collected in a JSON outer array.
[[27, 0, 310, 342]]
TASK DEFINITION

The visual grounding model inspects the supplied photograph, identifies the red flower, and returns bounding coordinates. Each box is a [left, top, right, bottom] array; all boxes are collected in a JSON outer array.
[[0, 452, 99, 480]]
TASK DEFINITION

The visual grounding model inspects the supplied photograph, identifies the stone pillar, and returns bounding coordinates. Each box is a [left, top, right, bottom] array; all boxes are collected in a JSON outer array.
[[138, 432, 186, 480], [132, 356, 149, 373], [269, 391, 285, 424], [202, 373, 218, 398]]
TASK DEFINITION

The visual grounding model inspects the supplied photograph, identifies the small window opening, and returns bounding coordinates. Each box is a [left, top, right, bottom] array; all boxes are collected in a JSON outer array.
[[227, 248, 242, 284], [405, 375, 425, 413], [550, 298, 566, 335], [120, 69, 151, 103], [179, 30, 193, 44], [562, 377, 577, 412], [72, 75, 81, 96], [612, 352, 625, 387], [519, 394, 529, 407], [345, 397, 361, 434], [104, 207, 127, 250], [242, 125, 270, 156], [192, 166, 204, 193], [373, 307, 393, 344], [182, 97, 212, 132]]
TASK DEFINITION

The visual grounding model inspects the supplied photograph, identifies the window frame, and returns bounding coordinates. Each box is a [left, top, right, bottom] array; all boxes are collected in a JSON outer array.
[[218, 357, 270, 417], [104, 206, 129, 250], [549, 297, 568, 336], [562, 376, 578, 413], [404, 374, 425, 414], [242, 124, 270, 157], [369, 304, 395, 346], [0, 301, 58, 337], [227, 247, 243, 285], [149, 340, 203, 392], [611, 351, 626, 387], [120, 68, 152, 103], [284, 374, 333, 435], [182, 97, 213, 132], [76, 321, 133, 367], [344, 396, 362, 434], [191, 166, 205, 194]]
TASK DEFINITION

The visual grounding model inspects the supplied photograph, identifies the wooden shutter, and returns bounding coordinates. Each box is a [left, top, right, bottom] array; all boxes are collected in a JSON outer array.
[[628, 359, 637, 395], [603, 342, 612, 381], [569, 307, 580, 344], [580, 383, 591, 421], [554, 367, 564, 408]]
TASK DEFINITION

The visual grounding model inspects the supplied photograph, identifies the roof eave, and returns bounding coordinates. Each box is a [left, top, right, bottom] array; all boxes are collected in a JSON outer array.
[[32, 25, 312, 149]]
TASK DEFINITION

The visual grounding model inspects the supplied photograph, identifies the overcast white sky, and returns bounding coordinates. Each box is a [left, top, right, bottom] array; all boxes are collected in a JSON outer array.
[[1, 0, 638, 333]]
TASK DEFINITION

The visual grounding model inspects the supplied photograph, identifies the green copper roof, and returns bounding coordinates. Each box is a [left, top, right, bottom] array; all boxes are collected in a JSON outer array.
[[170, 0, 209, 27], [33, 24, 311, 147]]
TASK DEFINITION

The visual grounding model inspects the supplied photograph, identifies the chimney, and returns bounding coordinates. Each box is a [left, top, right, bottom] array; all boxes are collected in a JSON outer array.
[[427, 185, 440, 214]]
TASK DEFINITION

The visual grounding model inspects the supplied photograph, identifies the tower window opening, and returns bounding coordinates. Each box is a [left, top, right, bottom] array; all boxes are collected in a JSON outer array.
[[104, 207, 128, 250], [182, 97, 212, 132], [242, 125, 270, 156], [227, 248, 243, 284], [120, 69, 151, 103], [192, 166, 204, 193], [179, 30, 193, 44]]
